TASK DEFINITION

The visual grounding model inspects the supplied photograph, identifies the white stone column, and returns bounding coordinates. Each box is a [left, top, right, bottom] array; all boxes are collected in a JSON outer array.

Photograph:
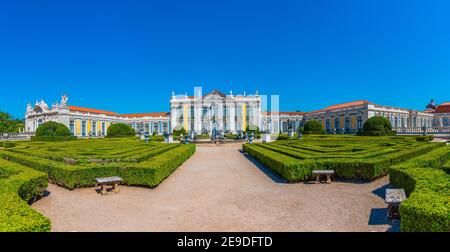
[[170, 105, 177, 131]]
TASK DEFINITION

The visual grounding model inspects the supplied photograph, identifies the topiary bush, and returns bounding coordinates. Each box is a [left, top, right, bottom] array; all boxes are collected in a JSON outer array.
[[35, 121, 71, 137], [107, 123, 135, 137], [1, 142, 16, 148], [416, 135, 434, 142], [303, 120, 325, 134], [172, 126, 187, 140], [360, 116, 395, 136], [245, 125, 261, 138]]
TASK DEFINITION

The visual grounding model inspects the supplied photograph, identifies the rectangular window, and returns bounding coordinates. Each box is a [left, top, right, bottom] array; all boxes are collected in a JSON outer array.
[[81, 121, 86, 136], [69, 120, 75, 135]]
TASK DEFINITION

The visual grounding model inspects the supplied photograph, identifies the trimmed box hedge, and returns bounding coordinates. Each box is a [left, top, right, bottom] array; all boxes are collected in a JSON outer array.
[[243, 135, 445, 181], [31, 136, 77, 141], [390, 146, 450, 232], [0, 140, 196, 189], [0, 159, 50, 232]]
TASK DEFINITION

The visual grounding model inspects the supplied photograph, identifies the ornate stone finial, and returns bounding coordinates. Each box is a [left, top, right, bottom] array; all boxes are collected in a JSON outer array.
[[244, 91, 246, 96], [256, 90, 259, 96], [26, 103, 32, 113], [185, 92, 188, 97], [172, 91, 175, 96], [230, 90, 233, 95]]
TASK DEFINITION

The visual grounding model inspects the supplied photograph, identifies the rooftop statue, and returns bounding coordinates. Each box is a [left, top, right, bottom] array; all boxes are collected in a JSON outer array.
[[61, 95, 69, 106], [426, 98, 436, 110]]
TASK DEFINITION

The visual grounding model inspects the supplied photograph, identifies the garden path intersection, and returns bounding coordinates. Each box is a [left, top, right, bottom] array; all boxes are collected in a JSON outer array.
[[31, 143, 395, 232]]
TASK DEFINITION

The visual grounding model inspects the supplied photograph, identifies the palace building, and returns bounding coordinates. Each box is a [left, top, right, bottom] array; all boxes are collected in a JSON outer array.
[[25, 96, 170, 137], [306, 100, 435, 134], [24, 91, 449, 137]]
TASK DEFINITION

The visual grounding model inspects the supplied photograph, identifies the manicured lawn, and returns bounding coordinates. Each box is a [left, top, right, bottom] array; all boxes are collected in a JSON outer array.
[[244, 135, 446, 181]]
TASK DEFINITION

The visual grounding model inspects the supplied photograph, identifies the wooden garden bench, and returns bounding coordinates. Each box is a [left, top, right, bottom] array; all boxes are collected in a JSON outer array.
[[312, 170, 334, 184], [96, 176, 123, 195], [385, 188, 406, 219]]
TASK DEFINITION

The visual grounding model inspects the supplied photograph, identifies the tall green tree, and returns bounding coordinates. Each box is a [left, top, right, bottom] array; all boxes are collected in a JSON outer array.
[[0, 110, 24, 133]]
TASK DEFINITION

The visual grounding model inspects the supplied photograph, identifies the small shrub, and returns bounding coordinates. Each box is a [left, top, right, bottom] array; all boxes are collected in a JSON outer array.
[[303, 120, 324, 134], [416, 135, 434, 142], [107, 123, 135, 137], [360, 116, 394, 136], [35, 121, 71, 137], [172, 126, 187, 140], [2, 142, 16, 148]]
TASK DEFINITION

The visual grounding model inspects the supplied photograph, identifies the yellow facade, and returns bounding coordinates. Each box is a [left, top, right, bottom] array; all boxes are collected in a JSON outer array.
[[322, 120, 325, 129], [331, 118, 334, 129], [75, 119, 81, 135], [351, 116, 356, 129], [242, 104, 247, 131], [183, 104, 189, 130], [97, 121, 102, 134], [105, 122, 111, 132], [340, 115, 345, 129], [87, 120, 91, 135]]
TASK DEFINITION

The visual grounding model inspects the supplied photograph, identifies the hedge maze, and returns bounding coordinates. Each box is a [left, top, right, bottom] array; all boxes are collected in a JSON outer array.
[[244, 135, 446, 181], [244, 135, 449, 232], [0, 159, 50, 232], [390, 146, 450, 232], [0, 138, 195, 231]]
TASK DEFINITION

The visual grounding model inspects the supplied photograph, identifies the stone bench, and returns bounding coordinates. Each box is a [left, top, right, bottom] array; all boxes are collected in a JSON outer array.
[[96, 176, 123, 195], [385, 189, 406, 219], [312, 170, 334, 184]]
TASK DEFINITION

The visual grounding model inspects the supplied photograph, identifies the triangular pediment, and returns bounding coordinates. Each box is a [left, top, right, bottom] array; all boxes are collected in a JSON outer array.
[[204, 90, 226, 98]]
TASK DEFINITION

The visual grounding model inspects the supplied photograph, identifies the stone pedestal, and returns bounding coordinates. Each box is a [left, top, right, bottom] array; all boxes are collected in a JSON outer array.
[[262, 133, 272, 143], [288, 130, 294, 137], [165, 134, 174, 143]]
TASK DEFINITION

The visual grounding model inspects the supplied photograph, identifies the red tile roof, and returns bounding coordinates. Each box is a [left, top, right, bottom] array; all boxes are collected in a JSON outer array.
[[121, 112, 170, 118], [309, 100, 372, 113], [266, 111, 306, 116], [68, 106, 119, 116], [69, 106, 169, 118], [435, 103, 450, 113]]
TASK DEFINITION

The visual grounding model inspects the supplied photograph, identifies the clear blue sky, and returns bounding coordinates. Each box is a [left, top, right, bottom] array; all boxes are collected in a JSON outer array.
[[1, 0, 450, 119]]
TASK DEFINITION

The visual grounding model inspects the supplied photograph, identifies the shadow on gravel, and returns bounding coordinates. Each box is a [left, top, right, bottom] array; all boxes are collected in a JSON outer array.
[[368, 208, 389, 226], [368, 208, 401, 232], [240, 150, 289, 184], [371, 183, 393, 200]]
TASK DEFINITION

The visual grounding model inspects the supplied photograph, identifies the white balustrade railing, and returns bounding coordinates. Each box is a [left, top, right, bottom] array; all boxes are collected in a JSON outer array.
[[393, 127, 450, 135], [0, 132, 34, 141]]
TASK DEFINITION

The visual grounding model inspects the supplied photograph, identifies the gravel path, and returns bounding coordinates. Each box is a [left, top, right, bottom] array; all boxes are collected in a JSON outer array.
[[32, 144, 396, 232]]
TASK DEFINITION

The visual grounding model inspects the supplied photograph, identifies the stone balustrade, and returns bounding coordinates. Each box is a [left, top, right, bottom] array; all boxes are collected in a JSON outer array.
[[0, 132, 34, 141], [393, 127, 450, 135]]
